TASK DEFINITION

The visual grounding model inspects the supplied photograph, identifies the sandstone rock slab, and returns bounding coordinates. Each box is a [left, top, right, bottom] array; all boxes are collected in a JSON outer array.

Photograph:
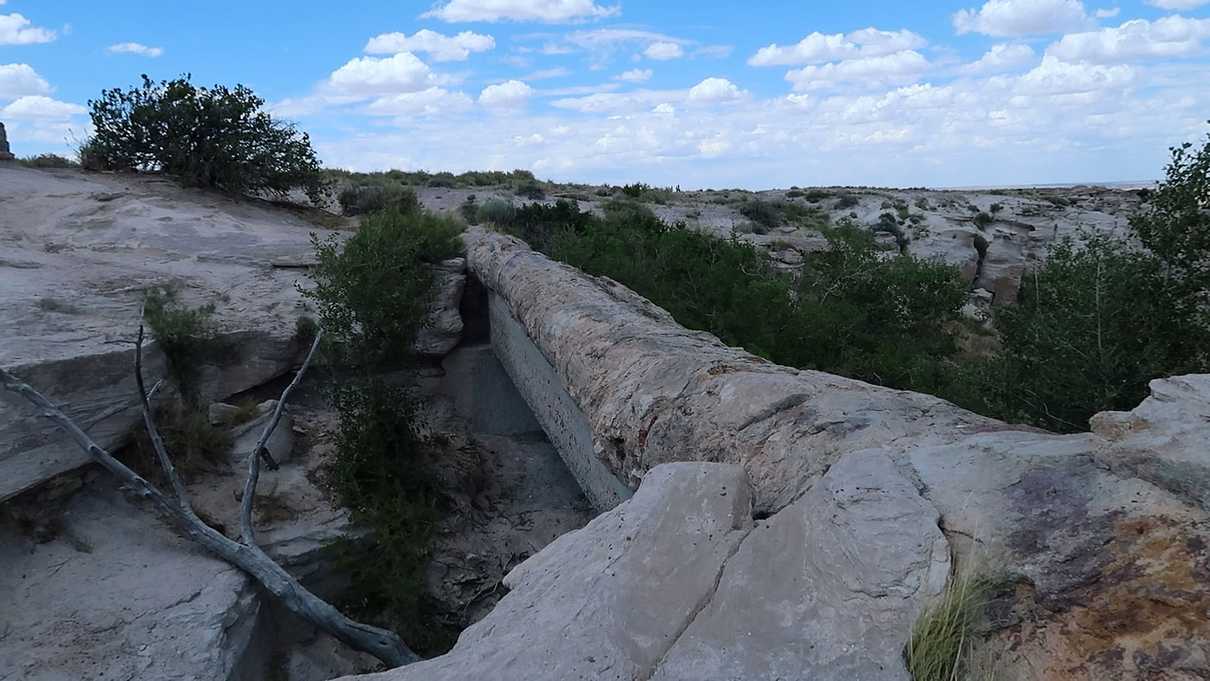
[[0, 477, 261, 681], [653, 448, 949, 681], [341, 463, 754, 681]]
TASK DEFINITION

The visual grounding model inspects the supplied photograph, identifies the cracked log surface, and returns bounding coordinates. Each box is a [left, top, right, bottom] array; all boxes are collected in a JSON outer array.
[[343, 228, 1210, 680]]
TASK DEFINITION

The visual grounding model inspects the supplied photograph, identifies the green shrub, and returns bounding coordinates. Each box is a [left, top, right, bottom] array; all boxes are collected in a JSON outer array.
[[128, 402, 233, 479], [459, 195, 479, 224], [834, 194, 860, 210], [540, 207, 964, 394], [19, 153, 75, 168], [973, 212, 994, 230], [959, 233, 1209, 432], [476, 198, 516, 226], [85, 75, 327, 203], [1130, 125, 1210, 287], [328, 379, 452, 653], [514, 179, 546, 200], [306, 209, 462, 366], [306, 206, 464, 654], [338, 184, 419, 217], [144, 287, 218, 405], [739, 199, 784, 231]]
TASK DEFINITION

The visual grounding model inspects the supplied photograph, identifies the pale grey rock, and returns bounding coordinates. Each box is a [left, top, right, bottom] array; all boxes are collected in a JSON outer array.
[[413, 258, 466, 357], [1091, 374, 1210, 510], [653, 449, 949, 681], [228, 400, 295, 465], [210, 401, 243, 426], [0, 165, 332, 502], [341, 463, 754, 681], [0, 121, 13, 161], [0, 477, 261, 681]]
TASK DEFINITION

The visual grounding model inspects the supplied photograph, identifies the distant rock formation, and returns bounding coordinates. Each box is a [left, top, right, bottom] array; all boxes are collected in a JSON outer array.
[[0, 122, 14, 161]]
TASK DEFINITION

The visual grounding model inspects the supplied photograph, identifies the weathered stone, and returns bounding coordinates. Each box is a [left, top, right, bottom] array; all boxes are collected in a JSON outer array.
[[0, 164, 333, 501], [413, 258, 466, 358], [0, 478, 262, 681], [341, 463, 753, 681], [653, 449, 949, 681], [228, 400, 294, 465], [0, 121, 13, 161]]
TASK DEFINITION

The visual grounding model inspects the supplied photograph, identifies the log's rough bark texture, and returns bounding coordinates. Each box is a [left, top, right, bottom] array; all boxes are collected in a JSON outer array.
[[0, 327, 418, 669]]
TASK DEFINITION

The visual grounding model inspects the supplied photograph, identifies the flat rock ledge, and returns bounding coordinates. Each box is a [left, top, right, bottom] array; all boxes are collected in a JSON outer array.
[[344, 228, 1210, 680]]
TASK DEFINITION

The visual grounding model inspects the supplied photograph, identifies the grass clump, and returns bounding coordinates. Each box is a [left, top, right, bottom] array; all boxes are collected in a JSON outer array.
[[904, 575, 992, 681]]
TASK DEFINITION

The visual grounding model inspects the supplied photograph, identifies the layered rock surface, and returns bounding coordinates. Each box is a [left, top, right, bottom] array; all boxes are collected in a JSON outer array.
[[0, 165, 336, 501], [346, 228, 1210, 680]]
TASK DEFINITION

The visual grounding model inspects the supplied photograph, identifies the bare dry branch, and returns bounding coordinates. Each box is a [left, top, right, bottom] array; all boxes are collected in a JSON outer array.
[[240, 329, 322, 545], [1, 327, 418, 668]]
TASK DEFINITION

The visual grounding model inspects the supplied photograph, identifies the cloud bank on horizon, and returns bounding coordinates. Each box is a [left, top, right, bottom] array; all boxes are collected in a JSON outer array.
[[2, 0, 1210, 187]]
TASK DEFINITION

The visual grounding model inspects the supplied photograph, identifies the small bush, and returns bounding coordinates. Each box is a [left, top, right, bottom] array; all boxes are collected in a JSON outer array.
[[834, 194, 860, 210], [19, 154, 74, 169], [915, 197, 931, 211], [307, 209, 461, 365], [989, 203, 1004, 215], [338, 184, 418, 217], [128, 403, 233, 479], [459, 196, 479, 225], [476, 198, 516, 226], [973, 212, 994, 230], [86, 75, 327, 203], [514, 179, 546, 200], [144, 287, 218, 405]]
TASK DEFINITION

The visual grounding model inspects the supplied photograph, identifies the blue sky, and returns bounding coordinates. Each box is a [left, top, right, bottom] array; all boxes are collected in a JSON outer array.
[[2, 0, 1209, 188]]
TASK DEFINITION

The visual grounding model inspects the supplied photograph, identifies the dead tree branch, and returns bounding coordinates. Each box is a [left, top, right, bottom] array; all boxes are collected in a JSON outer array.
[[1, 327, 418, 668]]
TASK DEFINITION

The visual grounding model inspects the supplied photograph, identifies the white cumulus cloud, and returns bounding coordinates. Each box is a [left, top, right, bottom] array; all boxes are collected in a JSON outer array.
[[364, 29, 494, 61], [1, 95, 86, 119], [1017, 55, 1135, 94], [424, 0, 619, 23], [962, 43, 1037, 74], [786, 51, 931, 91], [0, 63, 51, 100], [615, 68, 653, 82], [479, 80, 533, 108], [749, 27, 926, 66], [953, 0, 1091, 36], [327, 52, 434, 96], [643, 41, 684, 60], [107, 42, 164, 58], [687, 77, 745, 103], [0, 11, 56, 45], [1047, 16, 1210, 63], [366, 87, 473, 116]]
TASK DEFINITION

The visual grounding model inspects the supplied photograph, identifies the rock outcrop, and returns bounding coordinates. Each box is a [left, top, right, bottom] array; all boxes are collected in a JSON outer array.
[[0, 475, 263, 681], [0, 122, 13, 161], [343, 228, 1210, 680], [0, 165, 336, 501]]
